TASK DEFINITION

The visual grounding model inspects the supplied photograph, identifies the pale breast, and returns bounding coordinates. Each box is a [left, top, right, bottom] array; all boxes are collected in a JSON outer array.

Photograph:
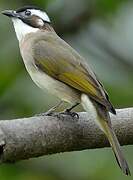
[[19, 35, 80, 104]]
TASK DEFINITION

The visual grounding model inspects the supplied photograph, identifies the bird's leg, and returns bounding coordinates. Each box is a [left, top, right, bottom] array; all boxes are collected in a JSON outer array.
[[66, 103, 80, 112], [36, 100, 64, 116], [59, 103, 80, 118], [45, 101, 64, 115]]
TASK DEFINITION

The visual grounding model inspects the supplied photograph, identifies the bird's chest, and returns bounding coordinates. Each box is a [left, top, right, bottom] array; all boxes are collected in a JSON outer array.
[[20, 44, 59, 90], [20, 43, 80, 104]]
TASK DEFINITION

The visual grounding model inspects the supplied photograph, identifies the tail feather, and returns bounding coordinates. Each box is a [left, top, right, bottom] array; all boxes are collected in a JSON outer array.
[[81, 93, 130, 176], [101, 119, 130, 175]]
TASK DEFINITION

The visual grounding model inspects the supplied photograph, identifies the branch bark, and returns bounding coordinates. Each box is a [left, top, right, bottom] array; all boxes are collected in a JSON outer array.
[[0, 108, 132, 163]]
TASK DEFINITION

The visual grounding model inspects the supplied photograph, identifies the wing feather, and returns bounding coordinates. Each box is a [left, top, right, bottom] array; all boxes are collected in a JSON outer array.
[[33, 32, 115, 113]]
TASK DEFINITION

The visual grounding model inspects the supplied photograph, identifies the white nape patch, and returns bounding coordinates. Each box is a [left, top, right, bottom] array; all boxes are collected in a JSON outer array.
[[30, 9, 50, 23], [81, 93, 104, 131], [12, 18, 38, 42]]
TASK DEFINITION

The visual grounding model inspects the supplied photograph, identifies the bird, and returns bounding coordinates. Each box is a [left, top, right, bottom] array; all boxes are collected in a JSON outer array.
[[2, 5, 130, 175]]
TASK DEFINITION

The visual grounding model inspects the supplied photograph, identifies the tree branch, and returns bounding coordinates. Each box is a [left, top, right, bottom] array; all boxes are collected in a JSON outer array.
[[0, 108, 132, 163]]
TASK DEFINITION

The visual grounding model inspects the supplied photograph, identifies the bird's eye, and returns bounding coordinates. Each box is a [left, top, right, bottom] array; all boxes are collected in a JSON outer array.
[[25, 10, 31, 16]]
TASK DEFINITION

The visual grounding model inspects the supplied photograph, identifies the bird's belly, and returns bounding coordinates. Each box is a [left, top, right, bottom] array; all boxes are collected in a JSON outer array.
[[25, 63, 80, 104]]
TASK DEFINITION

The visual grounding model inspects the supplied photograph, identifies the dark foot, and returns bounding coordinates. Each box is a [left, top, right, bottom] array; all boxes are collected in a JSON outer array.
[[60, 109, 79, 118]]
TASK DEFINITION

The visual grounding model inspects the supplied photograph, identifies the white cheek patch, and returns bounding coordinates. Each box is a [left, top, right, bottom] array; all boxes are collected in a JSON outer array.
[[12, 18, 38, 42], [11, 9, 50, 42], [30, 9, 50, 23], [37, 18, 44, 26]]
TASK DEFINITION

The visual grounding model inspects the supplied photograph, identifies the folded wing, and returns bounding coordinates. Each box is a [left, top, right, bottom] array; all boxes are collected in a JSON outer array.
[[33, 33, 115, 114]]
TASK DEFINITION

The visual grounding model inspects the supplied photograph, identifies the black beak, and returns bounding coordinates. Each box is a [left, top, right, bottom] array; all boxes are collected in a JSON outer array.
[[2, 10, 20, 18]]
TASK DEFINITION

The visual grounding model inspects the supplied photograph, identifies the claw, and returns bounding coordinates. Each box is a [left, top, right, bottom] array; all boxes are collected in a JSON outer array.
[[59, 110, 79, 119]]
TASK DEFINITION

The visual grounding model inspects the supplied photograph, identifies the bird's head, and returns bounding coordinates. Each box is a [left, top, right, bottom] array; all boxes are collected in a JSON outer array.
[[2, 6, 52, 42]]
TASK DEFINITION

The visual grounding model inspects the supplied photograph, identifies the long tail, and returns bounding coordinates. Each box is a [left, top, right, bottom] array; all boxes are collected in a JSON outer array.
[[81, 93, 130, 176]]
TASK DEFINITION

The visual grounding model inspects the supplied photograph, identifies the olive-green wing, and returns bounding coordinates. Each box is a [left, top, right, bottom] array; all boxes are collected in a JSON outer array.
[[33, 33, 115, 113]]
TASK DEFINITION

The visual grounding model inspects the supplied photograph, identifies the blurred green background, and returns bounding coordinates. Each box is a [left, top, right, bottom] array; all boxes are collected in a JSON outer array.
[[0, 0, 133, 179]]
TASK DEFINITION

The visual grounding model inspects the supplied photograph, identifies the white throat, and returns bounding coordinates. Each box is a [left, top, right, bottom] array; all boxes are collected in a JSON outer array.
[[12, 18, 38, 42]]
